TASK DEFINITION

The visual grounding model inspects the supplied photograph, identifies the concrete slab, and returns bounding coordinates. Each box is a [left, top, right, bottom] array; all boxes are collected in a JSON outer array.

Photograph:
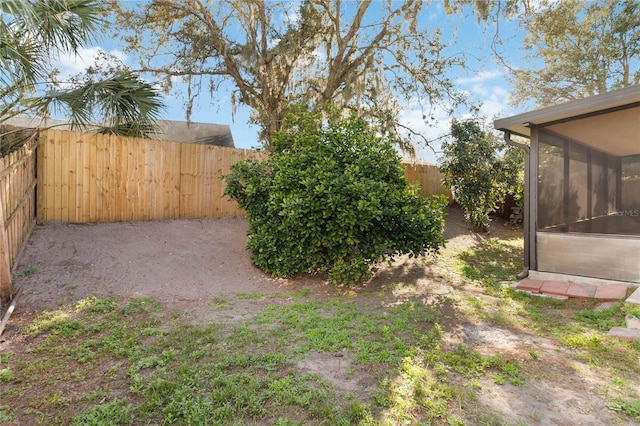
[[625, 287, 640, 306], [626, 315, 640, 330], [594, 301, 618, 312], [607, 327, 640, 342], [528, 271, 636, 287]]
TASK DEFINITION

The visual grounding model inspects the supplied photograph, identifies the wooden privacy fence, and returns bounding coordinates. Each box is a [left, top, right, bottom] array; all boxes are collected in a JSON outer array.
[[0, 130, 38, 300], [38, 130, 267, 222], [0, 128, 448, 298], [404, 162, 451, 200], [38, 129, 449, 223]]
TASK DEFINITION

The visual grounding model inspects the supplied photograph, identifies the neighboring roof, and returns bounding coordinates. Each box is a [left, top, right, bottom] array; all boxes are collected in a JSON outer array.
[[3, 116, 235, 148], [153, 119, 234, 148], [494, 85, 640, 156]]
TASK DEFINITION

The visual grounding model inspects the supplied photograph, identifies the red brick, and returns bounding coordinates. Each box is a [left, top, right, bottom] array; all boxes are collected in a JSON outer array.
[[594, 284, 628, 301], [516, 279, 544, 293], [540, 281, 571, 296], [565, 284, 596, 299], [607, 327, 640, 342]]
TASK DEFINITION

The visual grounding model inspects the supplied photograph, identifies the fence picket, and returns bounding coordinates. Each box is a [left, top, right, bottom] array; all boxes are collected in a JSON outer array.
[[35, 130, 448, 223], [0, 128, 38, 300]]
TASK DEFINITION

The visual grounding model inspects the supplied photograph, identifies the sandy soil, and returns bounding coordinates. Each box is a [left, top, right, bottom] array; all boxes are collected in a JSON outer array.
[[2, 206, 635, 425], [11, 217, 280, 320]]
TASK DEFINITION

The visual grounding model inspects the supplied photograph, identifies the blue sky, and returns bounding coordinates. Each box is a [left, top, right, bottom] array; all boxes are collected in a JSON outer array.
[[54, 1, 528, 164]]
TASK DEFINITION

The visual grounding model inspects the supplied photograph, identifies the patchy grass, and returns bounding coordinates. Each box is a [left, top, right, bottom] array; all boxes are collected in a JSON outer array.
[[608, 398, 640, 421], [2, 233, 640, 424], [456, 237, 523, 286], [1, 290, 527, 425], [454, 235, 640, 421], [17, 266, 37, 277]]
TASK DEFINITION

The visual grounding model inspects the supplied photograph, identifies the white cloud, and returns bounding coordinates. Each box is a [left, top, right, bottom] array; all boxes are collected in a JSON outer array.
[[455, 69, 503, 85], [52, 47, 127, 80], [398, 80, 515, 164]]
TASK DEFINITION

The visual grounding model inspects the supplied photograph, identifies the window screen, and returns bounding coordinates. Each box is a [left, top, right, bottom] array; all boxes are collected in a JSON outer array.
[[537, 130, 639, 236]]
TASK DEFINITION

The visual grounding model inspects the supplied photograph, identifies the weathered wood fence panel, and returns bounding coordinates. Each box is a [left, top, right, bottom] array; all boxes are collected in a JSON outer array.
[[38, 130, 448, 224], [0, 131, 38, 300], [38, 130, 268, 222], [404, 162, 451, 200]]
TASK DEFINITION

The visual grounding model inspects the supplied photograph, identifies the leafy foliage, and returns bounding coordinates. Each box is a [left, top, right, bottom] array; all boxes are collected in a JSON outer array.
[[511, 0, 640, 106], [440, 119, 523, 231], [224, 108, 446, 285], [500, 145, 525, 207], [0, 0, 164, 145]]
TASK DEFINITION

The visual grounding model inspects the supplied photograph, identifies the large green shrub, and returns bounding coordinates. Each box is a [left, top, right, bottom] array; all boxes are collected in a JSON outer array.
[[224, 108, 446, 285], [439, 119, 524, 232]]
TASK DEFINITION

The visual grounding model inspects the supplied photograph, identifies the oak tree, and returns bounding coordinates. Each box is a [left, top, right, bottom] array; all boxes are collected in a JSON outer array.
[[110, 0, 464, 151]]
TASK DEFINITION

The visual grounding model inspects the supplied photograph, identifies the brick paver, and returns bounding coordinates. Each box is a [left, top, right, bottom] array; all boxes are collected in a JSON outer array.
[[565, 283, 596, 299], [593, 284, 628, 301], [540, 280, 571, 296], [515, 278, 544, 293]]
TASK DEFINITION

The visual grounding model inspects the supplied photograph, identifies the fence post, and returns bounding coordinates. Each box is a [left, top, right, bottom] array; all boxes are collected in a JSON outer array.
[[0, 194, 12, 301]]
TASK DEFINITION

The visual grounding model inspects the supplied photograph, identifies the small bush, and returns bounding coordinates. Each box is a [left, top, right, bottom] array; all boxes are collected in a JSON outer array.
[[440, 119, 523, 231], [224, 107, 446, 285]]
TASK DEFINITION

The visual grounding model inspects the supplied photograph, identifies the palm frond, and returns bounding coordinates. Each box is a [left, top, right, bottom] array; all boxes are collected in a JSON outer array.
[[1, 1, 164, 140], [40, 72, 165, 138], [1, 0, 102, 53]]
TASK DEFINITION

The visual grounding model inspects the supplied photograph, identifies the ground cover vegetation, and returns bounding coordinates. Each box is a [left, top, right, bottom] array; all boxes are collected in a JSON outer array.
[[2, 226, 640, 424], [224, 108, 447, 285]]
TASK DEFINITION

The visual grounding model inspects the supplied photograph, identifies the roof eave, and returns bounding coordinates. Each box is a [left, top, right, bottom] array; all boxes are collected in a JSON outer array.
[[493, 84, 640, 137]]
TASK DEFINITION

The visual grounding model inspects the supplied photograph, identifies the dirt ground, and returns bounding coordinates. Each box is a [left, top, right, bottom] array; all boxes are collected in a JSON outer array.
[[2, 206, 636, 425]]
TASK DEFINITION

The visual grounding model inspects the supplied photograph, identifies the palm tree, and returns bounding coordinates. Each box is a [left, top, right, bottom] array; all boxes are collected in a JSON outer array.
[[0, 0, 164, 150]]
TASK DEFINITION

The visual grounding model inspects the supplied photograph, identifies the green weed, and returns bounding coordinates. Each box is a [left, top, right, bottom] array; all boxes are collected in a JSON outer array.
[[71, 399, 134, 426], [211, 294, 234, 309], [607, 399, 640, 420], [121, 297, 161, 316], [0, 367, 15, 383], [236, 291, 268, 299], [575, 303, 626, 331], [75, 296, 118, 315], [18, 266, 37, 277], [0, 405, 14, 423], [291, 287, 311, 298]]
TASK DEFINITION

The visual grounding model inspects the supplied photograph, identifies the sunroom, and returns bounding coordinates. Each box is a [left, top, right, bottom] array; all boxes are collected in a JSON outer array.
[[494, 85, 640, 284]]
